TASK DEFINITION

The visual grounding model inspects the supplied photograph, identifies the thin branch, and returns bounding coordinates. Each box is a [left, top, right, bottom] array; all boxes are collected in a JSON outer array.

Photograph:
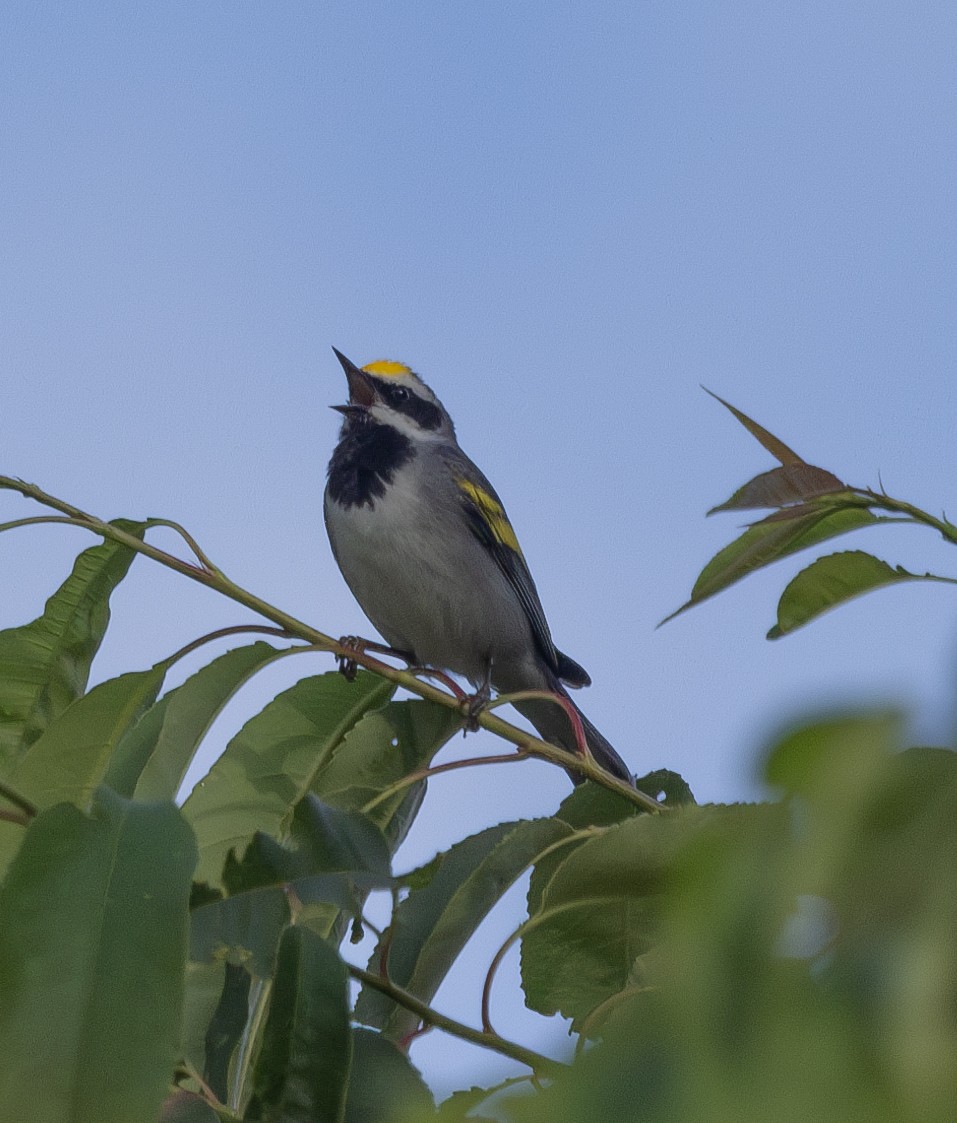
[[361, 749, 531, 816], [855, 486, 957, 547], [164, 624, 296, 667], [347, 963, 565, 1078], [145, 517, 221, 574], [0, 515, 90, 535], [0, 476, 661, 812]]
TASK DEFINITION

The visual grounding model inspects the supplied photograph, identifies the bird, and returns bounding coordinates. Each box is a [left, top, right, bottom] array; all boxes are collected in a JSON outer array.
[[322, 347, 633, 786]]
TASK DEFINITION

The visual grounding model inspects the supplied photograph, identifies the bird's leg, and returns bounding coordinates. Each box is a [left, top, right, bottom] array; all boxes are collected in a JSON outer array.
[[460, 660, 493, 734], [410, 667, 468, 700], [335, 635, 415, 682]]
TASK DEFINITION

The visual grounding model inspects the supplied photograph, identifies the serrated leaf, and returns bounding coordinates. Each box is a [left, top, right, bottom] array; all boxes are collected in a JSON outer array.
[[709, 465, 847, 513], [0, 520, 151, 771], [704, 389, 805, 465], [636, 769, 696, 807], [435, 1084, 502, 1123], [343, 1028, 434, 1123], [356, 818, 572, 1039], [521, 813, 703, 1024], [105, 641, 284, 800], [768, 550, 933, 638], [182, 671, 395, 887], [662, 506, 880, 624], [556, 770, 695, 833], [246, 926, 351, 1123], [0, 786, 197, 1123], [8, 664, 167, 812]]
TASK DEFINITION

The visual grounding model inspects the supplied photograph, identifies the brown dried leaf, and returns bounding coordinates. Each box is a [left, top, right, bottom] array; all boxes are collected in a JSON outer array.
[[710, 465, 847, 514], [704, 388, 805, 466]]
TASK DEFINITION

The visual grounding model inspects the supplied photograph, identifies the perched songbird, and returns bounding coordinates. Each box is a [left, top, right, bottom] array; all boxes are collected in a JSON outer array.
[[323, 348, 633, 785]]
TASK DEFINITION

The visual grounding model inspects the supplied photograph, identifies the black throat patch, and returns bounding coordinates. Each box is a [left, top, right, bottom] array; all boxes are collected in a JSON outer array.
[[326, 414, 416, 509]]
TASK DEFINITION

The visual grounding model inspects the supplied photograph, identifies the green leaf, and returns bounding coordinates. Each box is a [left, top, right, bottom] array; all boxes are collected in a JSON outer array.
[[768, 550, 935, 638], [8, 663, 167, 811], [556, 770, 695, 832], [191, 885, 290, 979], [225, 796, 393, 893], [521, 813, 695, 1024], [202, 962, 252, 1103], [106, 641, 284, 800], [0, 786, 197, 1123], [436, 1084, 504, 1123], [637, 768, 696, 807], [0, 520, 150, 771], [246, 926, 352, 1123], [343, 1028, 434, 1123], [191, 797, 394, 978], [182, 671, 395, 887], [709, 465, 847, 513], [764, 711, 903, 802], [180, 960, 228, 1082], [662, 506, 880, 624], [310, 698, 463, 848], [356, 818, 572, 1039]]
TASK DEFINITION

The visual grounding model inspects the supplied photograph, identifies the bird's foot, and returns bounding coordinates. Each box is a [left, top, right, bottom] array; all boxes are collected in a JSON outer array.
[[335, 636, 415, 681], [460, 679, 493, 734], [334, 635, 365, 681]]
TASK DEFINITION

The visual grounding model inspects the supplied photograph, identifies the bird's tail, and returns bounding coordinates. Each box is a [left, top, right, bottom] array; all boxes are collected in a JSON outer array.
[[511, 681, 634, 787]]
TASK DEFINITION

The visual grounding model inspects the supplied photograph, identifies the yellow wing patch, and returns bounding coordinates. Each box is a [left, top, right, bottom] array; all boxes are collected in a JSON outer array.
[[457, 479, 524, 557], [362, 359, 412, 378]]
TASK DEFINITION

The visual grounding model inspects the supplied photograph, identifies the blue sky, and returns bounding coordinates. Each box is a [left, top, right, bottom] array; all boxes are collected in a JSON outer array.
[[4, 1, 957, 1097]]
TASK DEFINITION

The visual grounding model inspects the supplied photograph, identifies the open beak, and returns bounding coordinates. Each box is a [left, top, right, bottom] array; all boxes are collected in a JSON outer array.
[[331, 347, 376, 409]]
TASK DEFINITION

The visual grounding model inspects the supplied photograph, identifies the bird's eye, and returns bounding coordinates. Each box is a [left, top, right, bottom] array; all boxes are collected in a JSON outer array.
[[391, 386, 410, 404]]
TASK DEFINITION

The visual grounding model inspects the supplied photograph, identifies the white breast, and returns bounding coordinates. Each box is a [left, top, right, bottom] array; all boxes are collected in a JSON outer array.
[[323, 462, 534, 684]]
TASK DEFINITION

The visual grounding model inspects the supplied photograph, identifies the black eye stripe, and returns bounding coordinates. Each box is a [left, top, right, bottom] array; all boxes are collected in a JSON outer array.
[[379, 383, 443, 431]]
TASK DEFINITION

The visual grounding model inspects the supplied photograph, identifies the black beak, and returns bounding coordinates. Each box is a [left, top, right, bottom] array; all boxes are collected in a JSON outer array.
[[331, 346, 376, 408]]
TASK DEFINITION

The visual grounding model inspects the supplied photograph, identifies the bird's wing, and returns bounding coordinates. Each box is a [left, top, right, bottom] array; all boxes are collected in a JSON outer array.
[[453, 470, 568, 678]]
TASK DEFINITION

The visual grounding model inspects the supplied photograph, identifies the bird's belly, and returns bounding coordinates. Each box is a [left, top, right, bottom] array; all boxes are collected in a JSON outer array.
[[325, 492, 532, 684]]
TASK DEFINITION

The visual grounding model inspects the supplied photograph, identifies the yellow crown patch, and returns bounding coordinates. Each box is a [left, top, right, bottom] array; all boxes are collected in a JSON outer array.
[[362, 359, 412, 378]]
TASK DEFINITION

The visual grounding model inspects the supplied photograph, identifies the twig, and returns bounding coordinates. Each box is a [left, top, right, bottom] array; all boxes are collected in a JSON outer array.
[[145, 517, 221, 574], [347, 963, 565, 1078], [856, 486, 957, 547], [164, 624, 295, 666], [361, 750, 531, 816]]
